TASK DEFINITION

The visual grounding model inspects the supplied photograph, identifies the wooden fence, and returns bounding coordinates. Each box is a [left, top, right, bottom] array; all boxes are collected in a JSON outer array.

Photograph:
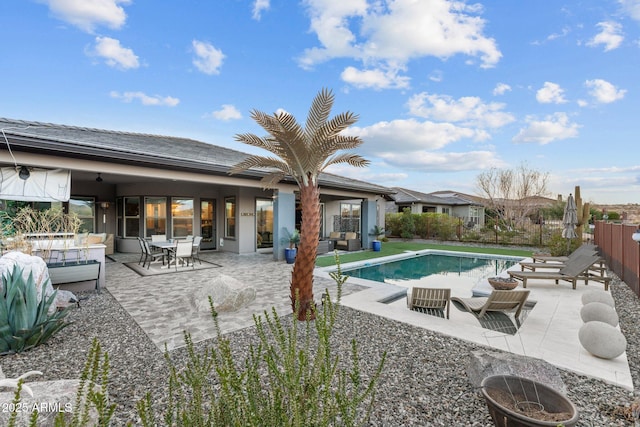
[[595, 221, 640, 296]]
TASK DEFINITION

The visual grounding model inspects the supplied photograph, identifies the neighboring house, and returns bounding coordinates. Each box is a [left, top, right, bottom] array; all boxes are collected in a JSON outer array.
[[386, 187, 485, 227], [0, 118, 393, 260]]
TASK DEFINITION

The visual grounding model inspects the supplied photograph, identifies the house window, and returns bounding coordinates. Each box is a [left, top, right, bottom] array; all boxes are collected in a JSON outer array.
[[340, 202, 361, 233], [225, 196, 236, 238], [469, 206, 480, 225], [123, 197, 140, 237], [171, 198, 194, 238], [442, 207, 450, 216], [145, 197, 167, 237], [69, 197, 95, 233]]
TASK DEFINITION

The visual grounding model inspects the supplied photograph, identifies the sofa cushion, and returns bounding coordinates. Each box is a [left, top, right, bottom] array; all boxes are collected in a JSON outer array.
[[87, 233, 107, 244], [344, 232, 357, 240], [329, 232, 341, 239]]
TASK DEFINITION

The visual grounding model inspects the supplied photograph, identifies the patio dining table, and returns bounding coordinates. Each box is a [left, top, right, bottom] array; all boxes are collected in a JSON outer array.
[[149, 240, 198, 268]]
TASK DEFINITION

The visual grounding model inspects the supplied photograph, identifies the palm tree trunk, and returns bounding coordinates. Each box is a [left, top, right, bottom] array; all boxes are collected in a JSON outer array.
[[291, 182, 320, 320]]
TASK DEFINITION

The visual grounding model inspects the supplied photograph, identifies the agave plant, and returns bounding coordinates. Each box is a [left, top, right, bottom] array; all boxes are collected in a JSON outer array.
[[0, 264, 71, 354]]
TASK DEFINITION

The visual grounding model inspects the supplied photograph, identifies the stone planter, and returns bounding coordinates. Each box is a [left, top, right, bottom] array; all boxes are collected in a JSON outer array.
[[481, 375, 579, 427], [47, 260, 101, 291]]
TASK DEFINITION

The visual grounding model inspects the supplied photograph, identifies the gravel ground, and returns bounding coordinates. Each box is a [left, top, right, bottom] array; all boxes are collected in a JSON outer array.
[[2, 274, 639, 426]]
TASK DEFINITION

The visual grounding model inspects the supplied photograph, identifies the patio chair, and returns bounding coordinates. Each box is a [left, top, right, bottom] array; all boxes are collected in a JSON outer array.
[[407, 287, 451, 319], [192, 236, 203, 265], [174, 239, 195, 270], [335, 232, 360, 251], [508, 253, 611, 290], [451, 289, 530, 319], [140, 238, 165, 269], [530, 243, 598, 263], [151, 234, 167, 243], [519, 254, 606, 275], [137, 237, 146, 265]]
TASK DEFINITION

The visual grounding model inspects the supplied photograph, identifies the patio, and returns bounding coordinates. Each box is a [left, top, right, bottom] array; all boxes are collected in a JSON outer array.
[[104, 250, 633, 391], [105, 251, 366, 351]]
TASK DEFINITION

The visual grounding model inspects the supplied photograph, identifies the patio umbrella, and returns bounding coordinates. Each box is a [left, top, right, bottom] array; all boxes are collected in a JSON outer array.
[[561, 193, 578, 250]]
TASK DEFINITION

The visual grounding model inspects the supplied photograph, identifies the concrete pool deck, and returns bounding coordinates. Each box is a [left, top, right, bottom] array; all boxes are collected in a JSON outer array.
[[315, 250, 633, 391]]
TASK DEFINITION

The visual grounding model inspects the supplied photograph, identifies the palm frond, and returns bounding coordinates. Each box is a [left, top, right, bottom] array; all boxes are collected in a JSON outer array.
[[260, 171, 288, 189], [228, 155, 291, 176], [305, 88, 334, 141], [234, 133, 278, 152], [322, 153, 370, 170]]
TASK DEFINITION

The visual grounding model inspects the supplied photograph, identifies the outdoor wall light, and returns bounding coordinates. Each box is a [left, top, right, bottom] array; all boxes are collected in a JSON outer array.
[[100, 202, 110, 209], [18, 165, 30, 180], [632, 229, 640, 244], [96, 173, 103, 182]]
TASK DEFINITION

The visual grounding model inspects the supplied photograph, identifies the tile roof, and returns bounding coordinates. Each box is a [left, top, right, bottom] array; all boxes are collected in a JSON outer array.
[[0, 118, 392, 195], [390, 187, 481, 206]]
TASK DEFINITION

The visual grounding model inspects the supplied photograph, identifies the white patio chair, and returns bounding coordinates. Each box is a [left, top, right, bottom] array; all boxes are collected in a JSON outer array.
[[174, 240, 195, 270], [192, 236, 203, 265]]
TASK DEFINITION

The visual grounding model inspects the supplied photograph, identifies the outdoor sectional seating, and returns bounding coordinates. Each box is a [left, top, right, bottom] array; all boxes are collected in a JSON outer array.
[[330, 232, 361, 251]]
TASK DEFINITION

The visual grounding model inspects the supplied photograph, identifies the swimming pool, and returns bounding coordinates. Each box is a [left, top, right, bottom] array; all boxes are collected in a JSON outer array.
[[342, 251, 520, 286]]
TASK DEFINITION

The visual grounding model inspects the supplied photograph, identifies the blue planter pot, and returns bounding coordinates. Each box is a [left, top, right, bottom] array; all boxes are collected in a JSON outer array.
[[284, 247, 297, 264], [372, 240, 381, 252]]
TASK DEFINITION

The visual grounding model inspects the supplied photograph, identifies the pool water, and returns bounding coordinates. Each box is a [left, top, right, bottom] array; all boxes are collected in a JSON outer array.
[[343, 253, 519, 285]]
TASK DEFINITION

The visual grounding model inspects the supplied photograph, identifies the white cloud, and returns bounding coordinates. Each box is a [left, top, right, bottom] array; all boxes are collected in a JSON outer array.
[[407, 92, 515, 128], [324, 164, 409, 183], [110, 91, 179, 106], [619, 0, 640, 21], [91, 36, 139, 69], [512, 112, 580, 145], [41, 0, 130, 33], [192, 40, 225, 75], [252, 0, 270, 20], [377, 150, 503, 171], [493, 83, 511, 96], [347, 118, 489, 155], [536, 82, 567, 104], [340, 66, 410, 89], [587, 21, 624, 51], [299, 0, 501, 83], [584, 79, 626, 103], [209, 104, 242, 120]]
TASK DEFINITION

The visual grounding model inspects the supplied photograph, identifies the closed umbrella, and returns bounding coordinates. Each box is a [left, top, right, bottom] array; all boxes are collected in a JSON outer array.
[[561, 193, 578, 250]]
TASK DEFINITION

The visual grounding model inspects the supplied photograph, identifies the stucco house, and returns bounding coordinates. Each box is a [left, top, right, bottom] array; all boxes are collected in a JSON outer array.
[[386, 187, 485, 227], [0, 118, 393, 260]]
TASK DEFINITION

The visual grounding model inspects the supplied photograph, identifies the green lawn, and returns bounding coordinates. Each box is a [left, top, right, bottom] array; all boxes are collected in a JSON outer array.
[[315, 241, 533, 267]]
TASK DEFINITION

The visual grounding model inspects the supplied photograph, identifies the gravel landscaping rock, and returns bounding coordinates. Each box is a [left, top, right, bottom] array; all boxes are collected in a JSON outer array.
[[2, 274, 639, 426]]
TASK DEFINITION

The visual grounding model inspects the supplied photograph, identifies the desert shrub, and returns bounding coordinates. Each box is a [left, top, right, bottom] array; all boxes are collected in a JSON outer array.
[[545, 232, 581, 256], [0, 265, 71, 354], [385, 213, 402, 237], [430, 214, 458, 240], [399, 208, 415, 240]]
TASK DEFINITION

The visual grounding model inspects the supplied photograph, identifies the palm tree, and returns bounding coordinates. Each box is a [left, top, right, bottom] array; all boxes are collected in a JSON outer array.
[[230, 89, 369, 320]]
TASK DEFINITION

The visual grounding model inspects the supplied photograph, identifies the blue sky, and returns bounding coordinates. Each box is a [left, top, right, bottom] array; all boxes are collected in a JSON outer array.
[[1, 1, 638, 204]]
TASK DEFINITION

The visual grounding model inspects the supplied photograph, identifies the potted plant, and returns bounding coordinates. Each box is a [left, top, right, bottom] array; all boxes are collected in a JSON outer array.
[[370, 225, 385, 252], [283, 228, 300, 264]]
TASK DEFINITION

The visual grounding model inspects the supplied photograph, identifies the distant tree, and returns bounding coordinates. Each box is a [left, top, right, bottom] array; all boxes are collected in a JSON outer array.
[[476, 162, 550, 229], [231, 89, 369, 321]]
